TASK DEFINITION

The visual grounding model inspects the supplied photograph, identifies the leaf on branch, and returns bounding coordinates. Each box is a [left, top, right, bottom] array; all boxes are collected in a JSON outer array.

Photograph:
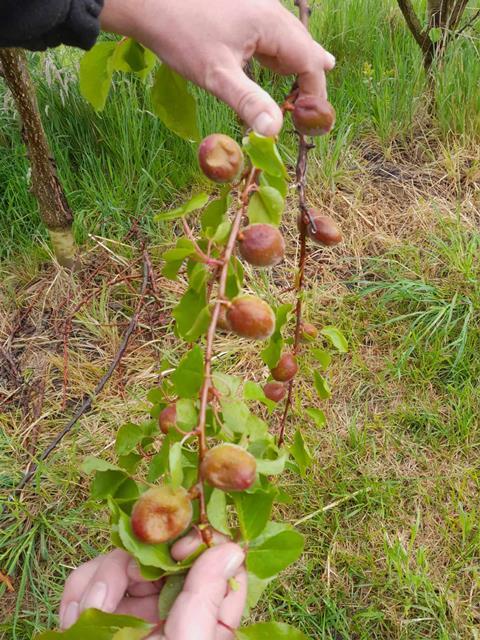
[[207, 489, 230, 535], [112, 38, 156, 79], [289, 430, 313, 478], [313, 371, 332, 400], [321, 326, 348, 353], [248, 186, 284, 227], [306, 407, 327, 428], [243, 132, 287, 178], [35, 609, 153, 639], [79, 41, 117, 111], [247, 527, 304, 578], [154, 192, 209, 222], [169, 442, 184, 488], [233, 488, 276, 540], [311, 348, 332, 370], [157, 575, 186, 620], [260, 171, 288, 199], [151, 64, 200, 141], [171, 346, 204, 398], [116, 422, 145, 456]]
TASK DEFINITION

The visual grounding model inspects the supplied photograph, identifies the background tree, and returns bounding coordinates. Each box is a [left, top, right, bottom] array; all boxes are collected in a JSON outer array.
[[0, 49, 76, 268]]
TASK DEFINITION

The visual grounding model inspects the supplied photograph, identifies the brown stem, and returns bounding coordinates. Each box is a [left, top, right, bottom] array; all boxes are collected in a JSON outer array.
[[0, 49, 76, 267], [396, 0, 435, 69], [195, 167, 258, 542], [277, 0, 314, 448], [182, 218, 222, 266]]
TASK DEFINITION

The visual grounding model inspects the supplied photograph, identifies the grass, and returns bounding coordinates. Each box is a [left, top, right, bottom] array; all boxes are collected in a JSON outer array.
[[1, 0, 480, 638]]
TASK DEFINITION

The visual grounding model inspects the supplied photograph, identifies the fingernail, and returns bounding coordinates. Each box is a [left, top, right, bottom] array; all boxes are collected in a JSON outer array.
[[80, 581, 108, 611], [223, 548, 245, 578], [62, 602, 79, 629], [327, 52, 336, 68], [253, 112, 275, 136]]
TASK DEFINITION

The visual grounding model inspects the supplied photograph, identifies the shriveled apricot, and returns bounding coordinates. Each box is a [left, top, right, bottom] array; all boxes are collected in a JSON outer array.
[[292, 96, 336, 136], [263, 381, 287, 403], [198, 134, 244, 183], [201, 443, 256, 491], [271, 352, 298, 382], [159, 403, 177, 435], [238, 224, 285, 267], [131, 486, 192, 544], [227, 295, 275, 341]]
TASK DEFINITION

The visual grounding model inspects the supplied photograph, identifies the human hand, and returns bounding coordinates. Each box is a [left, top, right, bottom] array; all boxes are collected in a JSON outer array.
[[100, 0, 335, 136], [59, 530, 247, 639]]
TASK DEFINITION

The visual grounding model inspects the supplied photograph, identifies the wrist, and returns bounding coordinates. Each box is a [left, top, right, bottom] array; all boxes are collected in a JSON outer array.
[[99, 0, 146, 38]]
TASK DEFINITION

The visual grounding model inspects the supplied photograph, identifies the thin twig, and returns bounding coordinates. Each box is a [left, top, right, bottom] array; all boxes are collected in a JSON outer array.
[[195, 167, 259, 543], [278, 0, 314, 448], [14, 255, 149, 494]]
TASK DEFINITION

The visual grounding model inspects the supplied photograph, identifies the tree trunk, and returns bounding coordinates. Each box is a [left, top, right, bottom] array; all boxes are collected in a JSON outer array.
[[0, 48, 76, 268]]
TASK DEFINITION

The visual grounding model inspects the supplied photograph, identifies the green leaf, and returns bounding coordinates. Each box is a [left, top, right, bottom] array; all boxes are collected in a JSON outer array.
[[116, 423, 144, 456], [313, 371, 332, 400], [173, 287, 208, 340], [147, 439, 170, 483], [233, 489, 275, 540], [225, 257, 245, 300], [112, 39, 156, 79], [243, 132, 286, 178], [118, 453, 142, 474], [176, 399, 197, 431], [245, 414, 269, 439], [311, 348, 332, 370], [260, 172, 288, 199], [201, 189, 231, 238], [79, 41, 116, 111], [184, 305, 211, 342], [35, 609, 152, 639], [248, 187, 284, 227], [306, 407, 326, 428], [91, 470, 129, 500], [207, 489, 230, 535], [429, 27, 442, 43], [169, 442, 184, 489], [246, 573, 274, 610], [236, 622, 309, 640], [171, 346, 204, 398], [212, 372, 241, 397], [151, 64, 200, 141], [321, 326, 348, 353], [255, 448, 288, 476], [289, 430, 312, 478], [155, 192, 209, 222], [158, 574, 185, 620], [81, 457, 119, 475], [260, 303, 292, 369], [247, 529, 304, 579], [220, 399, 251, 433]]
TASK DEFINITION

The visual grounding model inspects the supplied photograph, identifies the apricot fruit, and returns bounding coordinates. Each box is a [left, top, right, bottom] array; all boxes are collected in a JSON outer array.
[[238, 224, 285, 268], [271, 352, 298, 382], [159, 403, 177, 435], [227, 296, 275, 341], [131, 486, 192, 544], [200, 443, 256, 491], [198, 134, 244, 183], [263, 381, 287, 403], [292, 96, 336, 136], [300, 322, 318, 341], [306, 210, 342, 246]]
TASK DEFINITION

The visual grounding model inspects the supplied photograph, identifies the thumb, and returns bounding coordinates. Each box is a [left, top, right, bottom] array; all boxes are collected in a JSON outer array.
[[205, 64, 283, 136], [163, 543, 245, 640]]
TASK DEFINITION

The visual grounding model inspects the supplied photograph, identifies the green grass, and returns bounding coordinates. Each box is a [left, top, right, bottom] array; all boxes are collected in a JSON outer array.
[[1, 0, 480, 638]]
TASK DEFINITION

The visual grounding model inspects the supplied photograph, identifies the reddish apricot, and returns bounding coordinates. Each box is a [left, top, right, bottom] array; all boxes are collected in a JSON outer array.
[[263, 381, 287, 403], [306, 210, 342, 246], [227, 296, 275, 341], [131, 486, 192, 544], [198, 134, 244, 183], [159, 403, 177, 435], [271, 353, 298, 382], [300, 322, 318, 341], [238, 224, 285, 268], [201, 443, 256, 491], [292, 96, 336, 136]]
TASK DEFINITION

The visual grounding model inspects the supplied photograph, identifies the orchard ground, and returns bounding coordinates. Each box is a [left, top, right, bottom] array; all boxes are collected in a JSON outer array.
[[1, 0, 480, 638]]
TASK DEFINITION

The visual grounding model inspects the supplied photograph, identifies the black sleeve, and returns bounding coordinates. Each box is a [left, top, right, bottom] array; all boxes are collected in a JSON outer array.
[[0, 0, 105, 51]]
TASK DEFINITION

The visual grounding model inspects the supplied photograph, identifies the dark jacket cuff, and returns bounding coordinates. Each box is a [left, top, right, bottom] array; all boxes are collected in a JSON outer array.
[[0, 0, 104, 51]]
